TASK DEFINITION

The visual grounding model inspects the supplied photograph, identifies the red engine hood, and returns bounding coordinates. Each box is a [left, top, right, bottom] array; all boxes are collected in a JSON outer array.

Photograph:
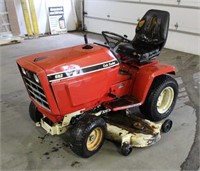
[[19, 44, 118, 76]]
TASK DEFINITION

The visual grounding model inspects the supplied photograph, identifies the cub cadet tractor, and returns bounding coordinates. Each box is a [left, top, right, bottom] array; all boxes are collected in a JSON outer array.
[[16, 9, 178, 158]]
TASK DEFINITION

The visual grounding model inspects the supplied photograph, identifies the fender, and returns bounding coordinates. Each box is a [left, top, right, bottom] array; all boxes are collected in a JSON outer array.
[[131, 63, 176, 104]]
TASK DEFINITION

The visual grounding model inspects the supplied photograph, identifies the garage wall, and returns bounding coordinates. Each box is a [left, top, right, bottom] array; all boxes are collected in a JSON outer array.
[[11, 0, 78, 35], [0, 0, 10, 32], [84, 0, 200, 55]]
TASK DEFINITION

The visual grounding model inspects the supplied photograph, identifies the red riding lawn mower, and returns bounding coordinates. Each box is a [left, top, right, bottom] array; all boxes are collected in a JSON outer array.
[[16, 9, 178, 158]]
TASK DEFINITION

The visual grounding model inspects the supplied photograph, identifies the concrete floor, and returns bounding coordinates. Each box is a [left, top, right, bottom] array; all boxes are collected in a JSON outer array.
[[1, 32, 199, 170]]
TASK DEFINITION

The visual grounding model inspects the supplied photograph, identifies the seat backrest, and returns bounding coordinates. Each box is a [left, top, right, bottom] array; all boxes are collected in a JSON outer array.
[[134, 9, 170, 49]]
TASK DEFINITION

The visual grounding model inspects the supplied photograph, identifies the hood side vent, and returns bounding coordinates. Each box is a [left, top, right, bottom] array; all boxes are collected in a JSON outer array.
[[34, 56, 49, 62]]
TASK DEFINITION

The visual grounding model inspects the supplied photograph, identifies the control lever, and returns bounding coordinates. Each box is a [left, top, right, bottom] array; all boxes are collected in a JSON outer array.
[[84, 34, 88, 44]]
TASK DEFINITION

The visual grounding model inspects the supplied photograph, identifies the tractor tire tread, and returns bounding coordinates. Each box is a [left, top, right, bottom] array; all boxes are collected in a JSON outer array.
[[69, 115, 106, 158], [140, 75, 178, 121]]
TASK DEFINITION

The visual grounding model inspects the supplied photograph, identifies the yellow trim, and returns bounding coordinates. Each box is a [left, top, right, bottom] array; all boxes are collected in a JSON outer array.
[[157, 87, 174, 114], [106, 121, 161, 147], [20, 0, 33, 36], [86, 127, 103, 151], [138, 19, 145, 28], [40, 118, 67, 135], [28, 0, 39, 35]]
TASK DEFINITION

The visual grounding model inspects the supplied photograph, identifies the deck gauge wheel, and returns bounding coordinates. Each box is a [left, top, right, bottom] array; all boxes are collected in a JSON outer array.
[[121, 143, 133, 156], [162, 119, 173, 133]]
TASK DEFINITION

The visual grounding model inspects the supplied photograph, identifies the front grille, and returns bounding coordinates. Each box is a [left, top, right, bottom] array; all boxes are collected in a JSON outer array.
[[23, 75, 50, 111]]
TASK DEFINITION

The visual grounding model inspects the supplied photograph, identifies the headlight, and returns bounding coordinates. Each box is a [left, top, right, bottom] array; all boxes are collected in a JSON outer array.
[[21, 68, 26, 75], [33, 74, 39, 83]]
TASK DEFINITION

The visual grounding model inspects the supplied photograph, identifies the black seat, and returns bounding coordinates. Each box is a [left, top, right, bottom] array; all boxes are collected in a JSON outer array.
[[118, 9, 170, 64]]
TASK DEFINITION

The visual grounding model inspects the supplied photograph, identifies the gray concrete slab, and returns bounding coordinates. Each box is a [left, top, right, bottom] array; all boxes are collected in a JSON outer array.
[[0, 32, 199, 170]]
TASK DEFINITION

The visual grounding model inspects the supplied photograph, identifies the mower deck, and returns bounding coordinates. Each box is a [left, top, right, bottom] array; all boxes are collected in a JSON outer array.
[[36, 109, 171, 156], [102, 111, 162, 148]]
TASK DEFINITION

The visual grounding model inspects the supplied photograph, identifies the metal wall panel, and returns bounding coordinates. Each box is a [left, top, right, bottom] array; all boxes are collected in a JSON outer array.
[[84, 0, 200, 55]]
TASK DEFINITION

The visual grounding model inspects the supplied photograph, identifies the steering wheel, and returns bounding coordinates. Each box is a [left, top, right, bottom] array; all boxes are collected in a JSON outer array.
[[102, 31, 131, 50]]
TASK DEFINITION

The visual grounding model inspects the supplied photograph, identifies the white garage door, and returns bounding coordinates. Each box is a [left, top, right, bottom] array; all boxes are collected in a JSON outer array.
[[84, 0, 200, 55]]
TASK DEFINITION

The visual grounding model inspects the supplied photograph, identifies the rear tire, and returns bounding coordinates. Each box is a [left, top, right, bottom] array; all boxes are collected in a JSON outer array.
[[69, 115, 107, 158], [29, 102, 43, 123], [140, 75, 178, 121]]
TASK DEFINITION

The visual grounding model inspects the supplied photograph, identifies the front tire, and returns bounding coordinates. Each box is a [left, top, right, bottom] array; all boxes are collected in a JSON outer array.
[[140, 75, 178, 121], [29, 102, 43, 123], [69, 115, 107, 158]]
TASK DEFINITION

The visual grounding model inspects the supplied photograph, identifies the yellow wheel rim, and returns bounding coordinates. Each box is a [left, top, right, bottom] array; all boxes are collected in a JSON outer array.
[[86, 127, 103, 151], [157, 87, 174, 114]]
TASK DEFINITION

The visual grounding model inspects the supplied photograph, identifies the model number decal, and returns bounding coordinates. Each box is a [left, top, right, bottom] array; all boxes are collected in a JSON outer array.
[[47, 60, 119, 82], [55, 73, 64, 79]]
